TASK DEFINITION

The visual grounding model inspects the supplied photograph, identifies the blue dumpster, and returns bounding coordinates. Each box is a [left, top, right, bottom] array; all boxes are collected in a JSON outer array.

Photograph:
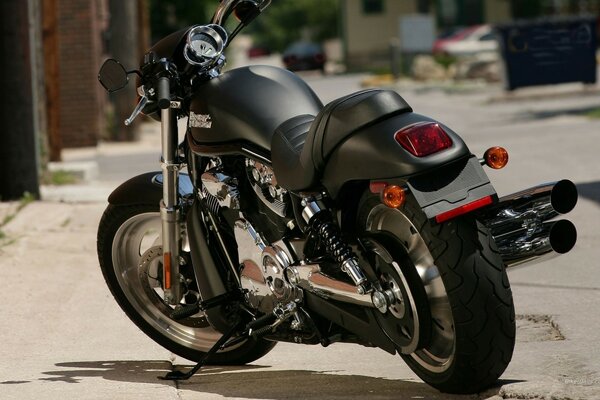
[[496, 18, 597, 90]]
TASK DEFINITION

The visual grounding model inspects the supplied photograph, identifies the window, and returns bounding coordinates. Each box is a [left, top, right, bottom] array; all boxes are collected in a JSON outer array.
[[362, 0, 384, 14]]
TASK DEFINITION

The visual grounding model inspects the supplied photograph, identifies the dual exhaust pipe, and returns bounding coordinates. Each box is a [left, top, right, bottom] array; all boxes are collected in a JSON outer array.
[[479, 179, 578, 268]]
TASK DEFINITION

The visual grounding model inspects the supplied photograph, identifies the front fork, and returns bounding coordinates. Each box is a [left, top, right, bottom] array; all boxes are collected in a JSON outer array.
[[160, 97, 182, 305]]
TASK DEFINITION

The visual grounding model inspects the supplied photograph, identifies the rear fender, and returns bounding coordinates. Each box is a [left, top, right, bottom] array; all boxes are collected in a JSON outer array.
[[321, 112, 471, 198], [322, 113, 497, 221]]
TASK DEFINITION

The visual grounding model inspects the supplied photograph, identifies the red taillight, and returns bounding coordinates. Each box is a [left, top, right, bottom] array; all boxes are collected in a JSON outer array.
[[435, 195, 494, 224], [395, 122, 453, 157]]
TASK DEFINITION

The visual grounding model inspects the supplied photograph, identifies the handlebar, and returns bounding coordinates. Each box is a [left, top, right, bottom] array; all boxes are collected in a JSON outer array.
[[157, 76, 171, 109], [211, 0, 271, 26]]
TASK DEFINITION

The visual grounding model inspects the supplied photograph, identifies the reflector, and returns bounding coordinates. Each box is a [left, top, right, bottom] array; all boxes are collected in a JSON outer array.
[[435, 196, 494, 223], [163, 252, 172, 289]]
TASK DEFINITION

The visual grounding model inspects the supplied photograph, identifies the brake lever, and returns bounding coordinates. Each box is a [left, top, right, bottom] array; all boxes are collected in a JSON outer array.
[[124, 95, 149, 126]]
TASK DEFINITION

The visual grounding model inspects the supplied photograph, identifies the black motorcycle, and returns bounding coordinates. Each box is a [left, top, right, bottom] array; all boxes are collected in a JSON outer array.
[[97, 0, 578, 394]]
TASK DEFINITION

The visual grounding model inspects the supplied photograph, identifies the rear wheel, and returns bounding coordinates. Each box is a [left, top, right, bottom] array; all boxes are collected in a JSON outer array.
[[358, 193, 515, 394], [97, 203, 275, 364]]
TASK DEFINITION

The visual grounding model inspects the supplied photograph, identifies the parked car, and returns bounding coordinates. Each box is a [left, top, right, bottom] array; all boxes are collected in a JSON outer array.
[[247, 45, 271, 58], [432, 26, 480, 55], [282, 41, 326, 72], [433, 25, 498, 57]]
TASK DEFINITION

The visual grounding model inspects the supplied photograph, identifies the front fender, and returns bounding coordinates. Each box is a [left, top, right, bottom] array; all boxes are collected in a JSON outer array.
[[107, 171, 194, 206], [321, 112, 471, 198]]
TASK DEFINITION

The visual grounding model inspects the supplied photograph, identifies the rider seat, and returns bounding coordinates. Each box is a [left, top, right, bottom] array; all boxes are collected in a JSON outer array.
[[272, 89, 412, 191]]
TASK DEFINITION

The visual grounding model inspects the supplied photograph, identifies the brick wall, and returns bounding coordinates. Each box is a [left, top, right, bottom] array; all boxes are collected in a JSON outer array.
[[57, 0, 108, 148]]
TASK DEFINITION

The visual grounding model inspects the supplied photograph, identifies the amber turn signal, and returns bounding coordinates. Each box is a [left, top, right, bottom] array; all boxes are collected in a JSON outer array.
[[484, 146, 509, 169], [382, 185, 406, 209]]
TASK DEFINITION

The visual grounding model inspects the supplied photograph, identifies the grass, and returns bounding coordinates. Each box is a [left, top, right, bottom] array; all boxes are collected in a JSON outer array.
[[433, 54, 457, 69], [0, 192, 35, 249], [585, 108, 600, 119], [41, 169, 80, 185]]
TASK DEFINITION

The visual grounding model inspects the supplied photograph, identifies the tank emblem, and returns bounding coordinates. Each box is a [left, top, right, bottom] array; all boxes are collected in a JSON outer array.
[[190, 111, 212, 128]]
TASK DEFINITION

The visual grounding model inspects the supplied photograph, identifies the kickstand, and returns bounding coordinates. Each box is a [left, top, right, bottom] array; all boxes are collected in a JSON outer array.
[[159, 321, 243, 381]]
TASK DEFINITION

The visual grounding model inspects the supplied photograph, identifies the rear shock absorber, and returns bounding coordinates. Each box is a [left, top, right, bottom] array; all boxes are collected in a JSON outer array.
[[301, 197, 370, 294]]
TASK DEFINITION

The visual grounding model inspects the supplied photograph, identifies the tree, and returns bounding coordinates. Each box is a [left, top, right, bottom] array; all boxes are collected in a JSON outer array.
[[149, 0, 212, 43], [511, 0, 543, 19], [247, 0, 340, 52], [0, 1, 40, 200]]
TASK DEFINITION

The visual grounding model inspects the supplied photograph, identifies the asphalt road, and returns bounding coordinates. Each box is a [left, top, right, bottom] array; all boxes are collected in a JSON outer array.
[[4, 73, 600, 399]]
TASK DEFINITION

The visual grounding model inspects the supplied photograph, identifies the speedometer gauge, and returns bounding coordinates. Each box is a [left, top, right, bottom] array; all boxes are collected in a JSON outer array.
[[184, 25, 228, 68]]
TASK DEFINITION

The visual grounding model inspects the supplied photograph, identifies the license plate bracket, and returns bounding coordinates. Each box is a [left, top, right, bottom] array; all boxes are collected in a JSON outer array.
[[407, 157, 497, 220]]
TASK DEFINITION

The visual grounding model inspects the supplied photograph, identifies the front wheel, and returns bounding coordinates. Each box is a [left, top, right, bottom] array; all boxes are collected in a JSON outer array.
[[358, 194, 515, 394], [97, 203, 275, 364]]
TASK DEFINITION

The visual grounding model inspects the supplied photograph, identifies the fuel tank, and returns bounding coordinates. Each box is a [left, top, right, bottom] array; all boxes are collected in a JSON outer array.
[[188, 65, 323, 158]]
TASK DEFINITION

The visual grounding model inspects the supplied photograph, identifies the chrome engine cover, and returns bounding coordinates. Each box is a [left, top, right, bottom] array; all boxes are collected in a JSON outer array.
[[235, 219, 299, 313], [246, 159, 288, 217]]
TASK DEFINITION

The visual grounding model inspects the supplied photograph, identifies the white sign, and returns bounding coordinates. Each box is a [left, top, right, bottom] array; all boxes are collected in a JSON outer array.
[[399, 15, 436, 53]]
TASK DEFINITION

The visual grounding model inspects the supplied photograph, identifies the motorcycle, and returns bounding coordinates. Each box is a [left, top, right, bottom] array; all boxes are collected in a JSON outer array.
[[97, 0, 578, 394]]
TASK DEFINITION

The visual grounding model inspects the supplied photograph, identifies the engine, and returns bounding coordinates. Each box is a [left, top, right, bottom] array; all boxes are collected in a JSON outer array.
[[245, 159, 288, 218], [200, 157, 298, 314], [234, 219, 301, 313], [198, 157, 370, 346]]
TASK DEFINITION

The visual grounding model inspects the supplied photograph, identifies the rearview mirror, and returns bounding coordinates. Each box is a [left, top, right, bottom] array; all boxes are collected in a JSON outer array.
[[233, 1, 261, 23], [98, 59, 129, 92]]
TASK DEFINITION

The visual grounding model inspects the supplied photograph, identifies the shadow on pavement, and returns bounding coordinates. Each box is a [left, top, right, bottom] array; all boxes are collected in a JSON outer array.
[[526, 105, 600, 120], [577, 181, 600, 207], [31, 360, 508, 399]]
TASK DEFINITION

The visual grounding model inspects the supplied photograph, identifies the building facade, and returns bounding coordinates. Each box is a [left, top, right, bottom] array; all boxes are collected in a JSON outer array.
[[56, 0, 109, 148], [342, 0, 598, 69]]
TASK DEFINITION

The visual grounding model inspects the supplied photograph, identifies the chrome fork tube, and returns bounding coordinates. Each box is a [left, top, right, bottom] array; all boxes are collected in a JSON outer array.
[[161, 106, 182, 305]]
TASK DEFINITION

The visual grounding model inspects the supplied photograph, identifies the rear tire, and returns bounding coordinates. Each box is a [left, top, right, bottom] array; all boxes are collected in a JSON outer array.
[[97, 203, 275, 364], [358, 194, 515, 394]]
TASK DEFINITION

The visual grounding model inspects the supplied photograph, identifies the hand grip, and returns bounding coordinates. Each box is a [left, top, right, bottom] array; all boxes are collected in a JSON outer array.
[[157, 76, 171, 109]]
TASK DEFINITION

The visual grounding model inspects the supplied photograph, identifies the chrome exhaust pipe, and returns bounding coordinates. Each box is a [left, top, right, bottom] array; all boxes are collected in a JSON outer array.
[[495, 219, 577, 268], [479, 180, 578, 268], [290, 264, 375, 308]]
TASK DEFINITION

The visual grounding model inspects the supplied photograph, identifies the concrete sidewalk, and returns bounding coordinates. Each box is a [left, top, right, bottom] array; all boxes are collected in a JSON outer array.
[[1, 200, 599, 400]]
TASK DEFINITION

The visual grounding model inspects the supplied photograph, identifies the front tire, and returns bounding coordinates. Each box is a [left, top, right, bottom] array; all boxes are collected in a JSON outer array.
[[97, 203, 275, 364], [358, 194, 515, 394]]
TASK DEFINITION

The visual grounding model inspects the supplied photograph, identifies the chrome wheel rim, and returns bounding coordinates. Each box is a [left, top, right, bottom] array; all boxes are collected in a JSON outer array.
[[111, 212, 225, 353], [366, 205, 455, 373]]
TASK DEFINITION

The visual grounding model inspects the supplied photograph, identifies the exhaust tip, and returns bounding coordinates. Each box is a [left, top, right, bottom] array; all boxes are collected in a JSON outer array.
[[549, 219, 577, 254], [551, 180, 578, 215]]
